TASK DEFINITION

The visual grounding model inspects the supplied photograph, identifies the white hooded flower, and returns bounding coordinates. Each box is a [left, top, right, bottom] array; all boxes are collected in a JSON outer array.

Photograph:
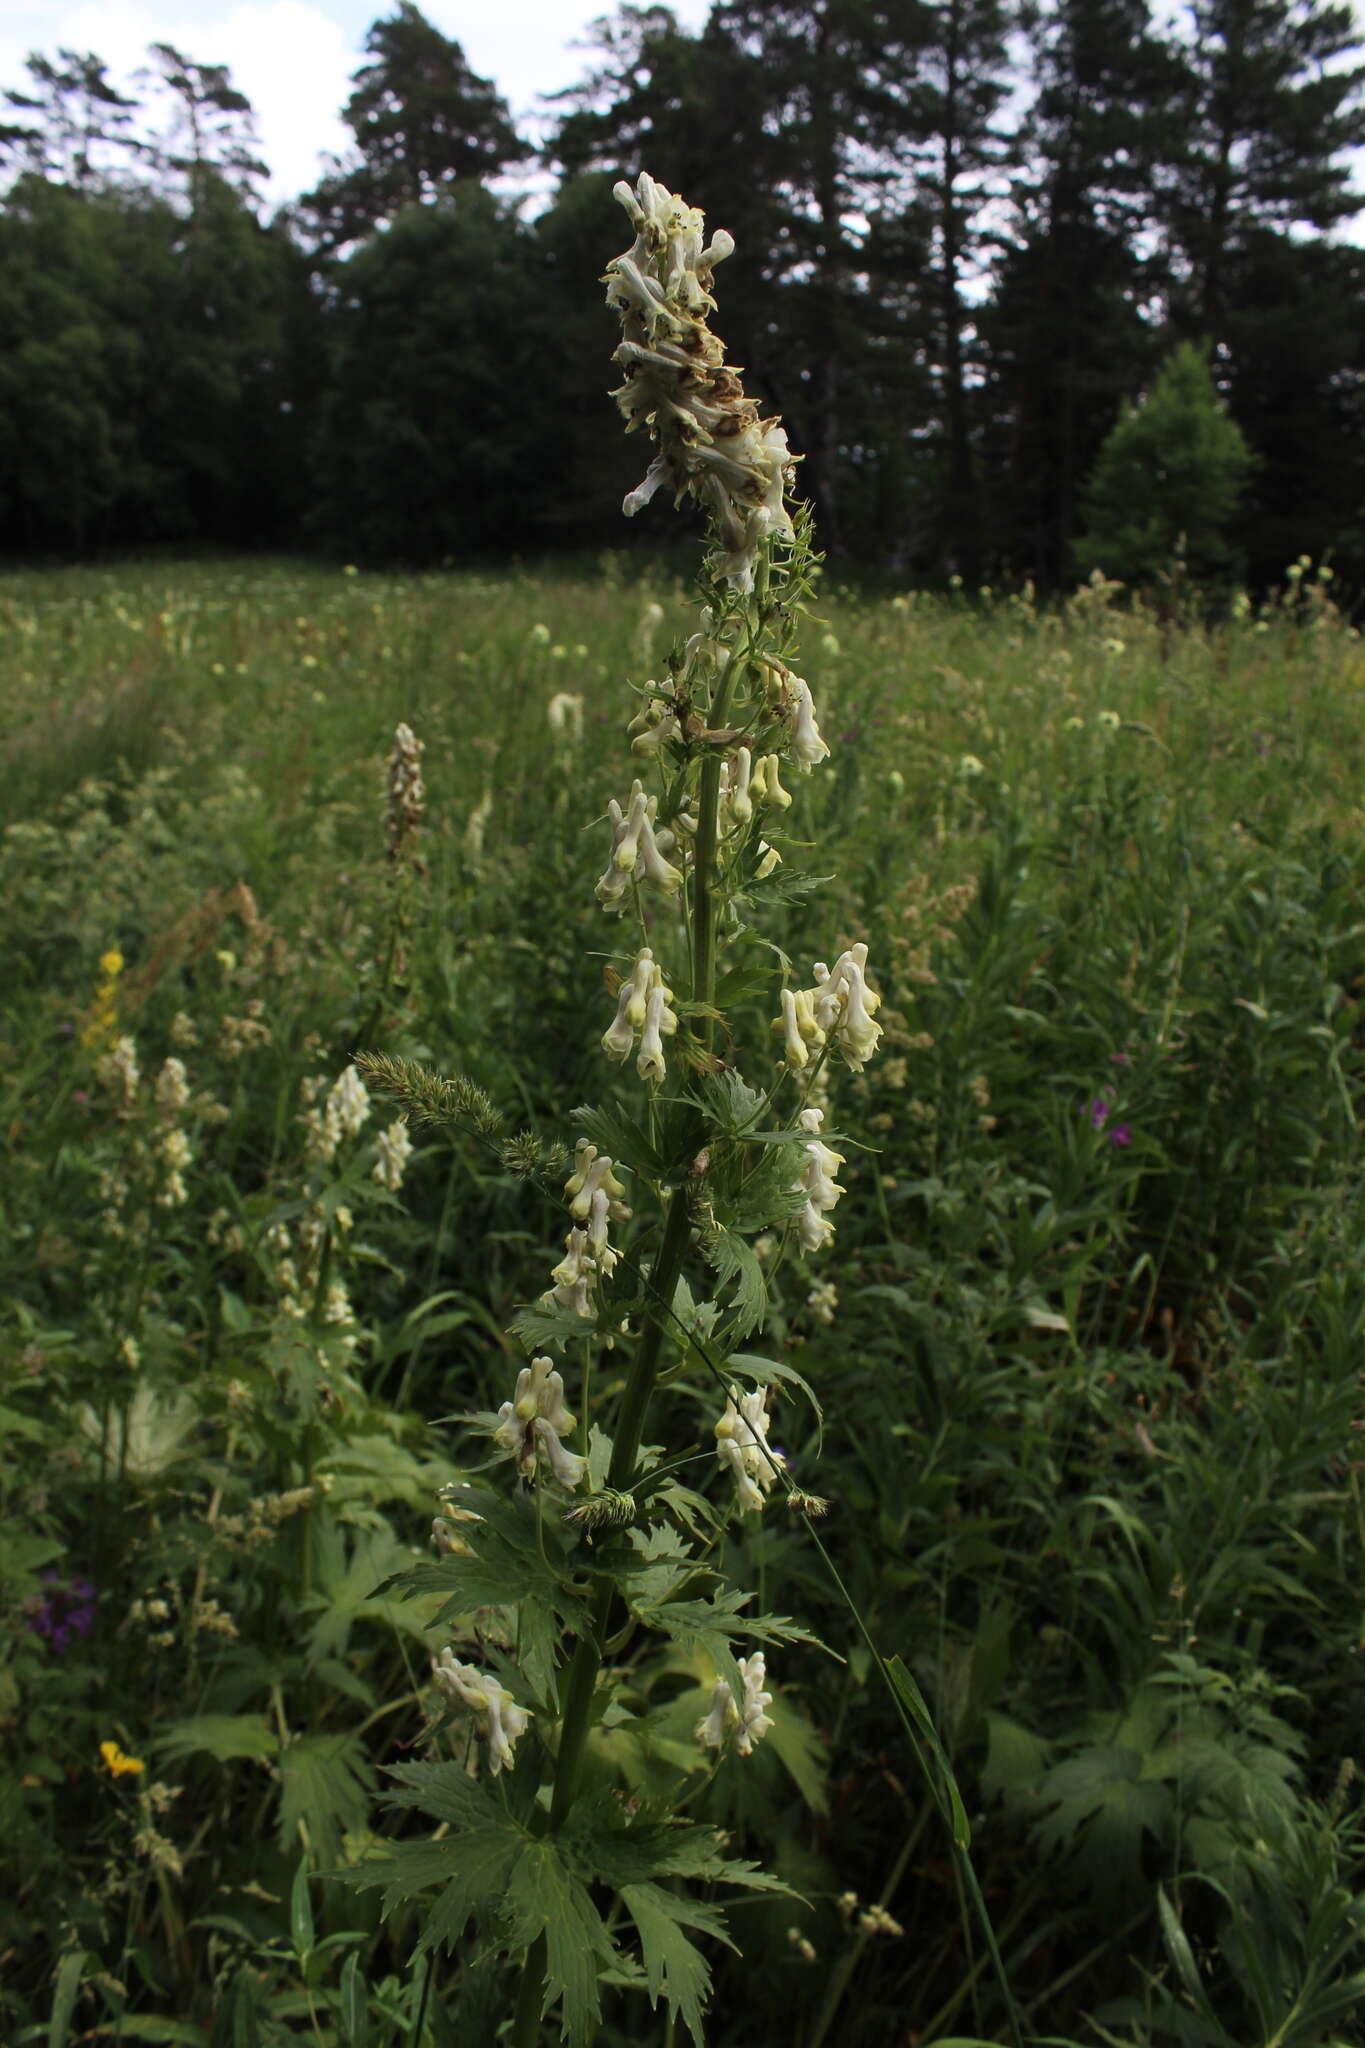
[[543, 1227, 600, 1321], [563, 1141, 631, 1272], [493, 1355, 586, 1489], [605, 173, 797, 594], [602, 948, 679, 1082], [764, 661, 830, 773], [750, 753, 793, 810], [430, 1649, 532, 1775], [695, 1653, 775, 1757], [597, 780, 684, 908], [776, 944, 882, 1075], [714, 1385, 783, 1513], [793, 1105, 845, 1253]]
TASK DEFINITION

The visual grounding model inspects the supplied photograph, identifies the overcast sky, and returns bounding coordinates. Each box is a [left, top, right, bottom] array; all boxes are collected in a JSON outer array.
[[3, 0, 1362, 236], [0, 0, 714, 207]]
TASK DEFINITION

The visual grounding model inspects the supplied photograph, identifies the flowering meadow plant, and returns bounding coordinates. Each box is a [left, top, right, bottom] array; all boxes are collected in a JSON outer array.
[[340, 172, 901, 2044]]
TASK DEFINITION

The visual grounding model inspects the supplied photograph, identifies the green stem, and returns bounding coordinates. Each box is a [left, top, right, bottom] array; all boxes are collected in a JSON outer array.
[[510, 1934, 546, 2048], [547, 1187, 694, 1833]]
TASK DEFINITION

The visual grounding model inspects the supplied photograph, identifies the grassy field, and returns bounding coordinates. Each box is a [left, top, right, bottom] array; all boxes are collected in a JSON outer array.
[[4, 553, 1365, 2047]]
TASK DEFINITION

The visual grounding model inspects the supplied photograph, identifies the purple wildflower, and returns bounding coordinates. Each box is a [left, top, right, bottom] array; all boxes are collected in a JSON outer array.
[[1110, 1126, 1132, 1148], [1088, 1098, 1111, 1129], [25, 1571, 96, 1651]]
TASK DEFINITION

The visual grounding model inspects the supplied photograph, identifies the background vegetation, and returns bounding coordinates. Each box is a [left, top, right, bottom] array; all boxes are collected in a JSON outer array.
[[6, 554, 1365, 2043], [1, 0, 1363, 588]]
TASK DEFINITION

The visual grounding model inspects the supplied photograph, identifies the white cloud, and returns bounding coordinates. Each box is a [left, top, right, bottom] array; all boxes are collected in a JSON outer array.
[[3, 0, 352, 205]]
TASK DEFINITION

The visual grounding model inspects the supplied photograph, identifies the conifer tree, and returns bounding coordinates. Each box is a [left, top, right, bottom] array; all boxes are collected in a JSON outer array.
[[1074, 337, 1253, 587], [301, 2, 527, 248], [1157, 0, 1365, 337]]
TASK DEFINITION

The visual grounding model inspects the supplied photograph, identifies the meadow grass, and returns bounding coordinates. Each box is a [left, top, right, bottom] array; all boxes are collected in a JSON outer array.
[[4, 553, 1365, 2046]]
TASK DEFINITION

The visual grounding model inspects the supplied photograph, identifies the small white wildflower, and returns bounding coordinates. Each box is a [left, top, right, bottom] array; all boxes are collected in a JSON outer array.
[[430, 1650, 532, 1776], [155, 1057, 190, 1119], [529, 622, 551, 646], [606, 173, 796, 594], [156, 1127, 192, 1209], [766, 661, 830, 772], [493, 1355, 586, 1488], [634, 599, 665, 663], [1097, 707, 1121, 729], [544, 1226, 600, 1320], [602, 947, 679, 1081], [547, 691, 585, 742], [464, 789, 493, 866], [776, 944, 882, 1074], [373, 1119, 414, 1191], [793, 1106, 844, 1253], [957, 753, 984, 779], [385, 722, 425, 863], [564, 1141, 631, 1273], [103, 1035, 140, 1108], [628, 692, 682, 759], [807, 1279, 838, 1324], [596, 779, 684, 907], [329, 1065, 371, 1141], [714, 1384, 783, 1513], [695, 1652, 775, 1756]]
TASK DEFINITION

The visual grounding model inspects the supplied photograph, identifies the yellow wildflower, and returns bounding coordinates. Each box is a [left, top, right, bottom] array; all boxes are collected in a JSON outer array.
[[100, 1739, 145, 1778]]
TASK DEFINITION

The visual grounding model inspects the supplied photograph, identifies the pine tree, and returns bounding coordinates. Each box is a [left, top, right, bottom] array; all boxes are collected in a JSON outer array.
[[301, 2, 527, 248], [1157, 0, 1365, 338]]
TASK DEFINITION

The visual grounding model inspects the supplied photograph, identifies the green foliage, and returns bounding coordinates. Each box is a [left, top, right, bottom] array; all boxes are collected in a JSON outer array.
[[4, 559, 1365, 2044], [1075, 340, 1254, 588]]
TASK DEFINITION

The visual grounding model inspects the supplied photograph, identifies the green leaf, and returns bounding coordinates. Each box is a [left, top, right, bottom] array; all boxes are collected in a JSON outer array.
[[48, 1949, 86, 2048], [107, 2024, 208, 2046], [508, 1299, 598, 1353], [884, 1656, 972, 1850], [699, 1069, 764, 1133], [420, 1832, 526, 1956], [1032, 1743, 1172, 1899], [302, 1524, 423, 1666], [569, 1803, 721, 1887], [154, 1714, 280, 1765], [572, 1101, 668, 1179], [706, 1231, 767, 1341], [338, 1952, 368, 2048], [277, 1733, 376, 1867], [725, 1351, 824, 1437], [290, 1859, 315, 1959], [620, 1881, 733, 2046], [981, 1712, 1051, 1808], [380, 1759, 506, 1832], [503, 1840, 614, 2044]]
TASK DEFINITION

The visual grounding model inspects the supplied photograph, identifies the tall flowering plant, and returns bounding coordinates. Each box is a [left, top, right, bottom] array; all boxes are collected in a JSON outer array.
[[344, 175, 887, 2044]]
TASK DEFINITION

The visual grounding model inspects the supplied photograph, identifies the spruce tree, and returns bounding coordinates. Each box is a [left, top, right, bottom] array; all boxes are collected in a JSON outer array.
[[1074, 337, 1253, 587]]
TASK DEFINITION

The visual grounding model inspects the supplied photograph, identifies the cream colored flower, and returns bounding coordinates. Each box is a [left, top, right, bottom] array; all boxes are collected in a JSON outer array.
[[695, 1653, 775, 1757], [606, 173, 796, 593], [596, 779, 684, 907], [714, 1385, 783, 1513], [493, 1355, 586, 1488], [563, 1141, 630, 1272], [430, 1650, 532, 1775], [793, 1106, 844, 1253]]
